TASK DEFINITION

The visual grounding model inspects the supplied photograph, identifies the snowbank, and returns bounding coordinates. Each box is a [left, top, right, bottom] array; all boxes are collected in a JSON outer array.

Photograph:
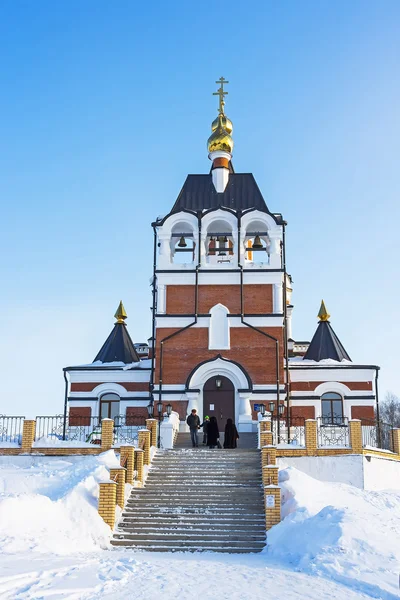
[[267, 466, 400, 597], [0, 451, 120, 555]]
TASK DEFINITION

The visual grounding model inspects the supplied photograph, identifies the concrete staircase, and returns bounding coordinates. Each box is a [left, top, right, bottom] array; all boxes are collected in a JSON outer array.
[[111, 443, 265, 553]]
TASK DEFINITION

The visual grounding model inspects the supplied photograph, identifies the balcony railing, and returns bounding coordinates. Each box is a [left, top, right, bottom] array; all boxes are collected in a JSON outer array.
[[361, 418, 394, 452], [272, 417, 306, 447]]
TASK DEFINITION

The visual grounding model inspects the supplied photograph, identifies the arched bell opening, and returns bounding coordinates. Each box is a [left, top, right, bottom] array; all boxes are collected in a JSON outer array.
[[203, 375, 235, 431], [170, 223, 196, 265], [243, 219, 270, 265], [205, 219, 234, 264]]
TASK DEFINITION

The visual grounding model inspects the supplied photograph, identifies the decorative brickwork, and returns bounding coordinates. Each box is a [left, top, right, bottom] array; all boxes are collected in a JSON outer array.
[[261, 445, 277, 466], [260, 431, 273, 447], [146, 419, 158, 447], [305, 419, 317, 456], [393, 429, 400, 455], [101, 419, 114, 450], [349, 420, 363, 454], [109, 467, 126, 507], [138, 429, 151, 465], [120, 445, 135, 484], [98, 481, 117, 528], [263, 465, 279, 486], [21, 420, 36, 453], [264, 485, 281, 531], [136, 449, 144, 485]]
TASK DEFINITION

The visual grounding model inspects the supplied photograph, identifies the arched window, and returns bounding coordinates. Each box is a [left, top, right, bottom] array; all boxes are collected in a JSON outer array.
[[209, 304, 230, 350], [100, 393, 120, 421], [321, 392, 344, 425]]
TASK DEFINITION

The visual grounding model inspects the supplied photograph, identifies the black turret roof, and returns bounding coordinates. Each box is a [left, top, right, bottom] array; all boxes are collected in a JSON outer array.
[[93, 322, 140, 364], [303, 320, 351, 362], [170, 173, 282, 221]]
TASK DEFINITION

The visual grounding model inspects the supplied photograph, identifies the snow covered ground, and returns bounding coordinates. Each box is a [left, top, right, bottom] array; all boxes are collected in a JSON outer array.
[[0, 453, 399, 599]]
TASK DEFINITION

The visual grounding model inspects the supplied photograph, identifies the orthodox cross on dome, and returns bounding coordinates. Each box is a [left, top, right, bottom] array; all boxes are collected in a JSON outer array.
[[213, 76, 229, 114], [318, 300, 330, 322], [114, 300, 127, 323]]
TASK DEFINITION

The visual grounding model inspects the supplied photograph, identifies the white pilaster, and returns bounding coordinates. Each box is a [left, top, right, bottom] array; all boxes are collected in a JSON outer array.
[[274, 283, 283, 314], [269, 233, 282, 268], [286, 305, 293, 339], [158, 284, 166, 314]]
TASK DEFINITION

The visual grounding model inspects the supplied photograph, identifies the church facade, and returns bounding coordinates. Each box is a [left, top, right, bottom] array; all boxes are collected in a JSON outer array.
[[64, 79, 379, 433]]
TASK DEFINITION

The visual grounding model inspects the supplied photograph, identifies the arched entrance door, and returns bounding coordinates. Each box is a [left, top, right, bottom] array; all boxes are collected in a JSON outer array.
[[203, 375, 234, 430]]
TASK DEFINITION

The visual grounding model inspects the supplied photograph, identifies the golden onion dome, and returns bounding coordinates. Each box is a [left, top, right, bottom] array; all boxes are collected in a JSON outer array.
[[211, 114, 233, 134], [207, 114, 234, 154]]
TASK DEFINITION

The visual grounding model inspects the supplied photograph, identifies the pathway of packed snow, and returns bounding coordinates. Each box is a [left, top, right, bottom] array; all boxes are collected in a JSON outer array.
[[0, 453, 399, 599]]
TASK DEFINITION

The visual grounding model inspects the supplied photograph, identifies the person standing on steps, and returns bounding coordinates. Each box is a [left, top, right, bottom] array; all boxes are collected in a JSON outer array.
[[200, 415, 210, 445], [186, 409, 200, 448], [223, 418, 239, 448], [207, 416, 220, 449]]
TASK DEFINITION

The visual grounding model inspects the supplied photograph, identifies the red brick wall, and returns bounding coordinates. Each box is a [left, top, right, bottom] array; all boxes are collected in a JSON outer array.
[[166, 284, 273, 314], [290, 406, 315, 420], [69, 407, 92, 426], [351, 405, 375, 423], [125, 402, 188, 421], [70, 382, 149, 392], [156, 326, 284, 385], [290, 381, 373, 391]]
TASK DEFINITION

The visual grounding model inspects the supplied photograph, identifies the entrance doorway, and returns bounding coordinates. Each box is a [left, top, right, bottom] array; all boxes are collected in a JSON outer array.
[[203, 375, 234, 430]]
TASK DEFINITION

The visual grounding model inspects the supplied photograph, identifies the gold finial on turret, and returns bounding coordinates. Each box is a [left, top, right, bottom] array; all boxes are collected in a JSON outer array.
[[213, 76, 229, 115], [318, 300, 330, 322], [114, 301, 127, 323]]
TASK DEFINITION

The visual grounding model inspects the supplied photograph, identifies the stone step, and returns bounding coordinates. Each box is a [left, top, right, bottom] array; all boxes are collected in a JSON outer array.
[[110, 539, 265, 549], [110, 541, 263, 553], [113, 533, 266, 542], [118, 523, 265, 531]]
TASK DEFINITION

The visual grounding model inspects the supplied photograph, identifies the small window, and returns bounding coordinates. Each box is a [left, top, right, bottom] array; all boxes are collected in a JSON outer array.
[[321, 392, 344, 425], [100, 393, 120, 421]]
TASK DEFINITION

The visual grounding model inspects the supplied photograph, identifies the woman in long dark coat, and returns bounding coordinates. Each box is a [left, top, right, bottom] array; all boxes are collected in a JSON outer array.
[[224, 418, 239, 448], [207, 416, 220, 449]]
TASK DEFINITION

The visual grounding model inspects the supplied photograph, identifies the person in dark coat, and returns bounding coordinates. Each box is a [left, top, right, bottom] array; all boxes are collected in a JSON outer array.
[[223, 418, 239, 449], [200, 415, 210, 445], [207, 416, 220, 449]]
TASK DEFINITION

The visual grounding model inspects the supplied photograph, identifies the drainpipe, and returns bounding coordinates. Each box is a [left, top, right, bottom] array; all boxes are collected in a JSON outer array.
[[375, 367, 381, 448], [237, 212, 281, 442], [150, 225, 158, 405], [63, 370, 69, 441], [282, 221, 291, 439]]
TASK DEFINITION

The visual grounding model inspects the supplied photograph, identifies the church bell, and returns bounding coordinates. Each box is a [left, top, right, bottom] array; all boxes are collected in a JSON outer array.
[[178, 236, 187, 248], [252, 235, 263, 250]]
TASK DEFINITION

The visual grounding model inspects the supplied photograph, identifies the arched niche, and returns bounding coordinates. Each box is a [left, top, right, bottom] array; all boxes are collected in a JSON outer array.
[[202, 212, 237, 265], [209, 303, 230, 350]]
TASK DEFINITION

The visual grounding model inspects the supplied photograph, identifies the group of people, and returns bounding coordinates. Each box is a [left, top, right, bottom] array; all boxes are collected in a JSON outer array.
[[186, 409, 239, 449]]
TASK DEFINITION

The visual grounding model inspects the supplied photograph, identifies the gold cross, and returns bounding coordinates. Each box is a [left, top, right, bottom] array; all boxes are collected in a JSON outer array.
[[213, 76, 229, 114]]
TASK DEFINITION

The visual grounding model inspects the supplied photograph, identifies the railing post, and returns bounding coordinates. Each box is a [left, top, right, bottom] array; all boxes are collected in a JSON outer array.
[[393, 429, 400, 455], [264, 485, 281, 531], [261, 445, 277, 466], [146, 419, 158, 447], [262, 464, 279, 486], [305, 419, 317, 456], [349, 419, 363, 454], [101, 419, 114, 451], [135, 449, 144, 486], [21, 420, 36, 453], [98, 481, 117, 528], [260, 420, 271, 432], [109, 467, 126, 507], [120, 445, 135, 484], [260, 431, 273, 447], [138, 429, 151, 465]]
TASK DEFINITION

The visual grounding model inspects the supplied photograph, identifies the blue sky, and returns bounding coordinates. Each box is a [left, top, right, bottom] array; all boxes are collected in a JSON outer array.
[[0, 1, 399, 416]]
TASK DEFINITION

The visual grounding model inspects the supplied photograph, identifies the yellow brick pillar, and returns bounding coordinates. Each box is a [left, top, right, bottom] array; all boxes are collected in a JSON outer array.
[[136, 448, 144, 485], [261, 445, 277, 466], [109, 467, 126, 507], [120, 445, 135, 484], [260, 420, 271, 433], [138, 429, 151, 465], [101, 419, 114, 451], [305, 419, 317, 456], [260, 431, 273, 448], [146, 419, 158, 447], [262, 465, 279, 486], [264, 485, 281, 531], [349, 419, 363, 454], [98, 481, 117, 528], [21, 420, 36, 453], [392, 429, 400, 455]]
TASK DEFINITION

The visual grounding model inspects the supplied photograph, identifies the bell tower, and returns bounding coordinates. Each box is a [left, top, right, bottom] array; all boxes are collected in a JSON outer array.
[[151, 78, 287, 432]]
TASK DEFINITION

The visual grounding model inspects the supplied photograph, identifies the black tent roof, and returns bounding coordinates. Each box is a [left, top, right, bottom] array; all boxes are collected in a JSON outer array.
[[170, 173, 282, 221], [93, 322, 140, 364], [303, 320, 351, 362]]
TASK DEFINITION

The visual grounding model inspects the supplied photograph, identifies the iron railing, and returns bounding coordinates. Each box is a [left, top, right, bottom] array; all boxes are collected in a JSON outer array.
[[362, 418, 394, 452], [272, 417, 305, 446], [0, 415, 25, 445], [35, 415, 101, 444], [317, 416, 350, 447], [113, 415, 147, 447]]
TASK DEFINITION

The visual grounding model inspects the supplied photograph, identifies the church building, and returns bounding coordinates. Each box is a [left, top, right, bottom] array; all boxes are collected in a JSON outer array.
[[64, 78, 379, 432]]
